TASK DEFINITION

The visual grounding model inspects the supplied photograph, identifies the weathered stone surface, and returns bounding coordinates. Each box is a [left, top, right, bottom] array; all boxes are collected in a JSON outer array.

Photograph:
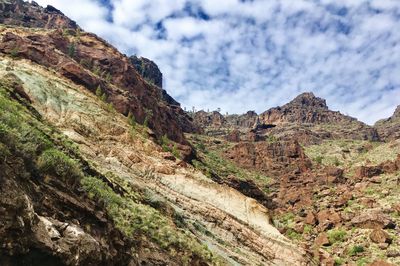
[[352, 210, 395, 229], [0, 0, 78, 29], [370, 229, 392, 244], [225, 140, 312, 176], [315, 232, 330, 246]]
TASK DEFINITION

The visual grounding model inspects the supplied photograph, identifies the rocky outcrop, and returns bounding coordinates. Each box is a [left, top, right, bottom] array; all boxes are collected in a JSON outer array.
[[194, 92, 379, 145], [0, 27, 198, 145], [0, 0, 78, 29], [130, 56, 163, 88], [225, 140, 312, 177], [193, 110, 226, 128], [258, 92, 379, 144], [375, 105, 400, 140], [129, 55, 180, 107]]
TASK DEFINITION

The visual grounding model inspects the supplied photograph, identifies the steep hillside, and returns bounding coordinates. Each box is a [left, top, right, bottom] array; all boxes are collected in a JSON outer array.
[[0, 54, 310, 265], [375, 106, 400, 141], [0, 1, 312, 265]]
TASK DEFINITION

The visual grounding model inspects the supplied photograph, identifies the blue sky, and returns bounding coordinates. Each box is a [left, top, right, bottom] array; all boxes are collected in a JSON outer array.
[[33, 0, 400, 124]]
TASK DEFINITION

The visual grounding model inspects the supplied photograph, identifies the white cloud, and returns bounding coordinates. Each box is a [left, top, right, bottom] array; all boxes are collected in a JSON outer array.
[[30, 0, 400, 125]]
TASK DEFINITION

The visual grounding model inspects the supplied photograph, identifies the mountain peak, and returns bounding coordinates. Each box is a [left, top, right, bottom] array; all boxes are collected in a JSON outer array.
[[286, 92, 328, 109], [393, 105, 400, 118]]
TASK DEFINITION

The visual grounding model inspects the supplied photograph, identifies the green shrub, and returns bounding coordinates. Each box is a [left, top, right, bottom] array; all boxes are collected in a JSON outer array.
[[127, 112, 137, 128], [37, 148, 83, 179], [267, 135, 277, 143], [348, 245, 364, 256], [67, 43, 76, 57], [315, 155, 323, 164], [10, 47, 19, 58], [327, 228, 347, 244], [334, 257, 344, 266], [143, 108, 153, 127]]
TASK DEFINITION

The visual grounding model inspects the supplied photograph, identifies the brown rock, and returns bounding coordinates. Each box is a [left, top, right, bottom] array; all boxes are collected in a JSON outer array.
[[304, 211, 316, 225], [323, 166, 344, 183], [334, 192, 353, 207], [354, 165, 383, 180], [370, 229, 392, 244], [392, 203, 400, 215], [317, 209, 341, 226], [161, 152, 176, 161], [387, 248, 400, 257], [315, 233, 330, 247], [293, 223, 304, 233], [226, 129, 241, 142], [368, 260, 396, 266], [351, 210, 395, 229]]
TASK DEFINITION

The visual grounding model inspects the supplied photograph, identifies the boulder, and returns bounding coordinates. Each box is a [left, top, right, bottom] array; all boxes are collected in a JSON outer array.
[[370, 229, 392, 244], [351, 210, 395, 229]]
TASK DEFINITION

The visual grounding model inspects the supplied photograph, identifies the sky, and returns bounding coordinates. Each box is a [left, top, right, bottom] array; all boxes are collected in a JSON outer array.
[[32, 0, 400, 124]]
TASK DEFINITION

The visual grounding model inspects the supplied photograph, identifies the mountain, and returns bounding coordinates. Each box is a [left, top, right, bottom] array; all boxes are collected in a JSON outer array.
[[193, 92, 379, 145], [0, 1, 310, 265], [191, 93, 400, 265], [375, 105, 400, 140]]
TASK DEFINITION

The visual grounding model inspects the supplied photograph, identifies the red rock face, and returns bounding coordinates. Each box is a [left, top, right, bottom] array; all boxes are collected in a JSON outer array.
[[225, 140, 312, 176], [0, 0, 78, 29], [0, 29, 198, 147]]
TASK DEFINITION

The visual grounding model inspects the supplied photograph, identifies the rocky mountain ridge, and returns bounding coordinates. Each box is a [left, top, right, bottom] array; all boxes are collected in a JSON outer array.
[[375, 105, 400, 141], [193, 92, 381, 145]]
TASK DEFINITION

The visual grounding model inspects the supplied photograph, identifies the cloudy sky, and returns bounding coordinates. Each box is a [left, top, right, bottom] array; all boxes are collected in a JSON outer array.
[[33, 0, 400, 124]]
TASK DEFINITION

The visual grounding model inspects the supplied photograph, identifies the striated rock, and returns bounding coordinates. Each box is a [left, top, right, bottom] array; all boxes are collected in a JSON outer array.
[[370, 229, 392, 244], [0, 28, 198, 147]]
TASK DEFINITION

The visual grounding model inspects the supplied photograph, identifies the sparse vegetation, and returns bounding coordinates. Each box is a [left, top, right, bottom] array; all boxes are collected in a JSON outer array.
[[67, 43, 76, 57], [143, 108, 153, 127], [348, 245, 364, 256], [10, 47, 19, 58], [327, 228, 347, 244], [37, 148, 83, 180], [81, 175, 217, 264]]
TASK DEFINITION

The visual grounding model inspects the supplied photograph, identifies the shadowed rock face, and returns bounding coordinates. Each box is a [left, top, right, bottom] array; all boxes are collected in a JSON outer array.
[[375, 105, 400, 140], [130, 56, 163, 88], [129, 56, 181, 107], [0, 0, 78, 29]]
